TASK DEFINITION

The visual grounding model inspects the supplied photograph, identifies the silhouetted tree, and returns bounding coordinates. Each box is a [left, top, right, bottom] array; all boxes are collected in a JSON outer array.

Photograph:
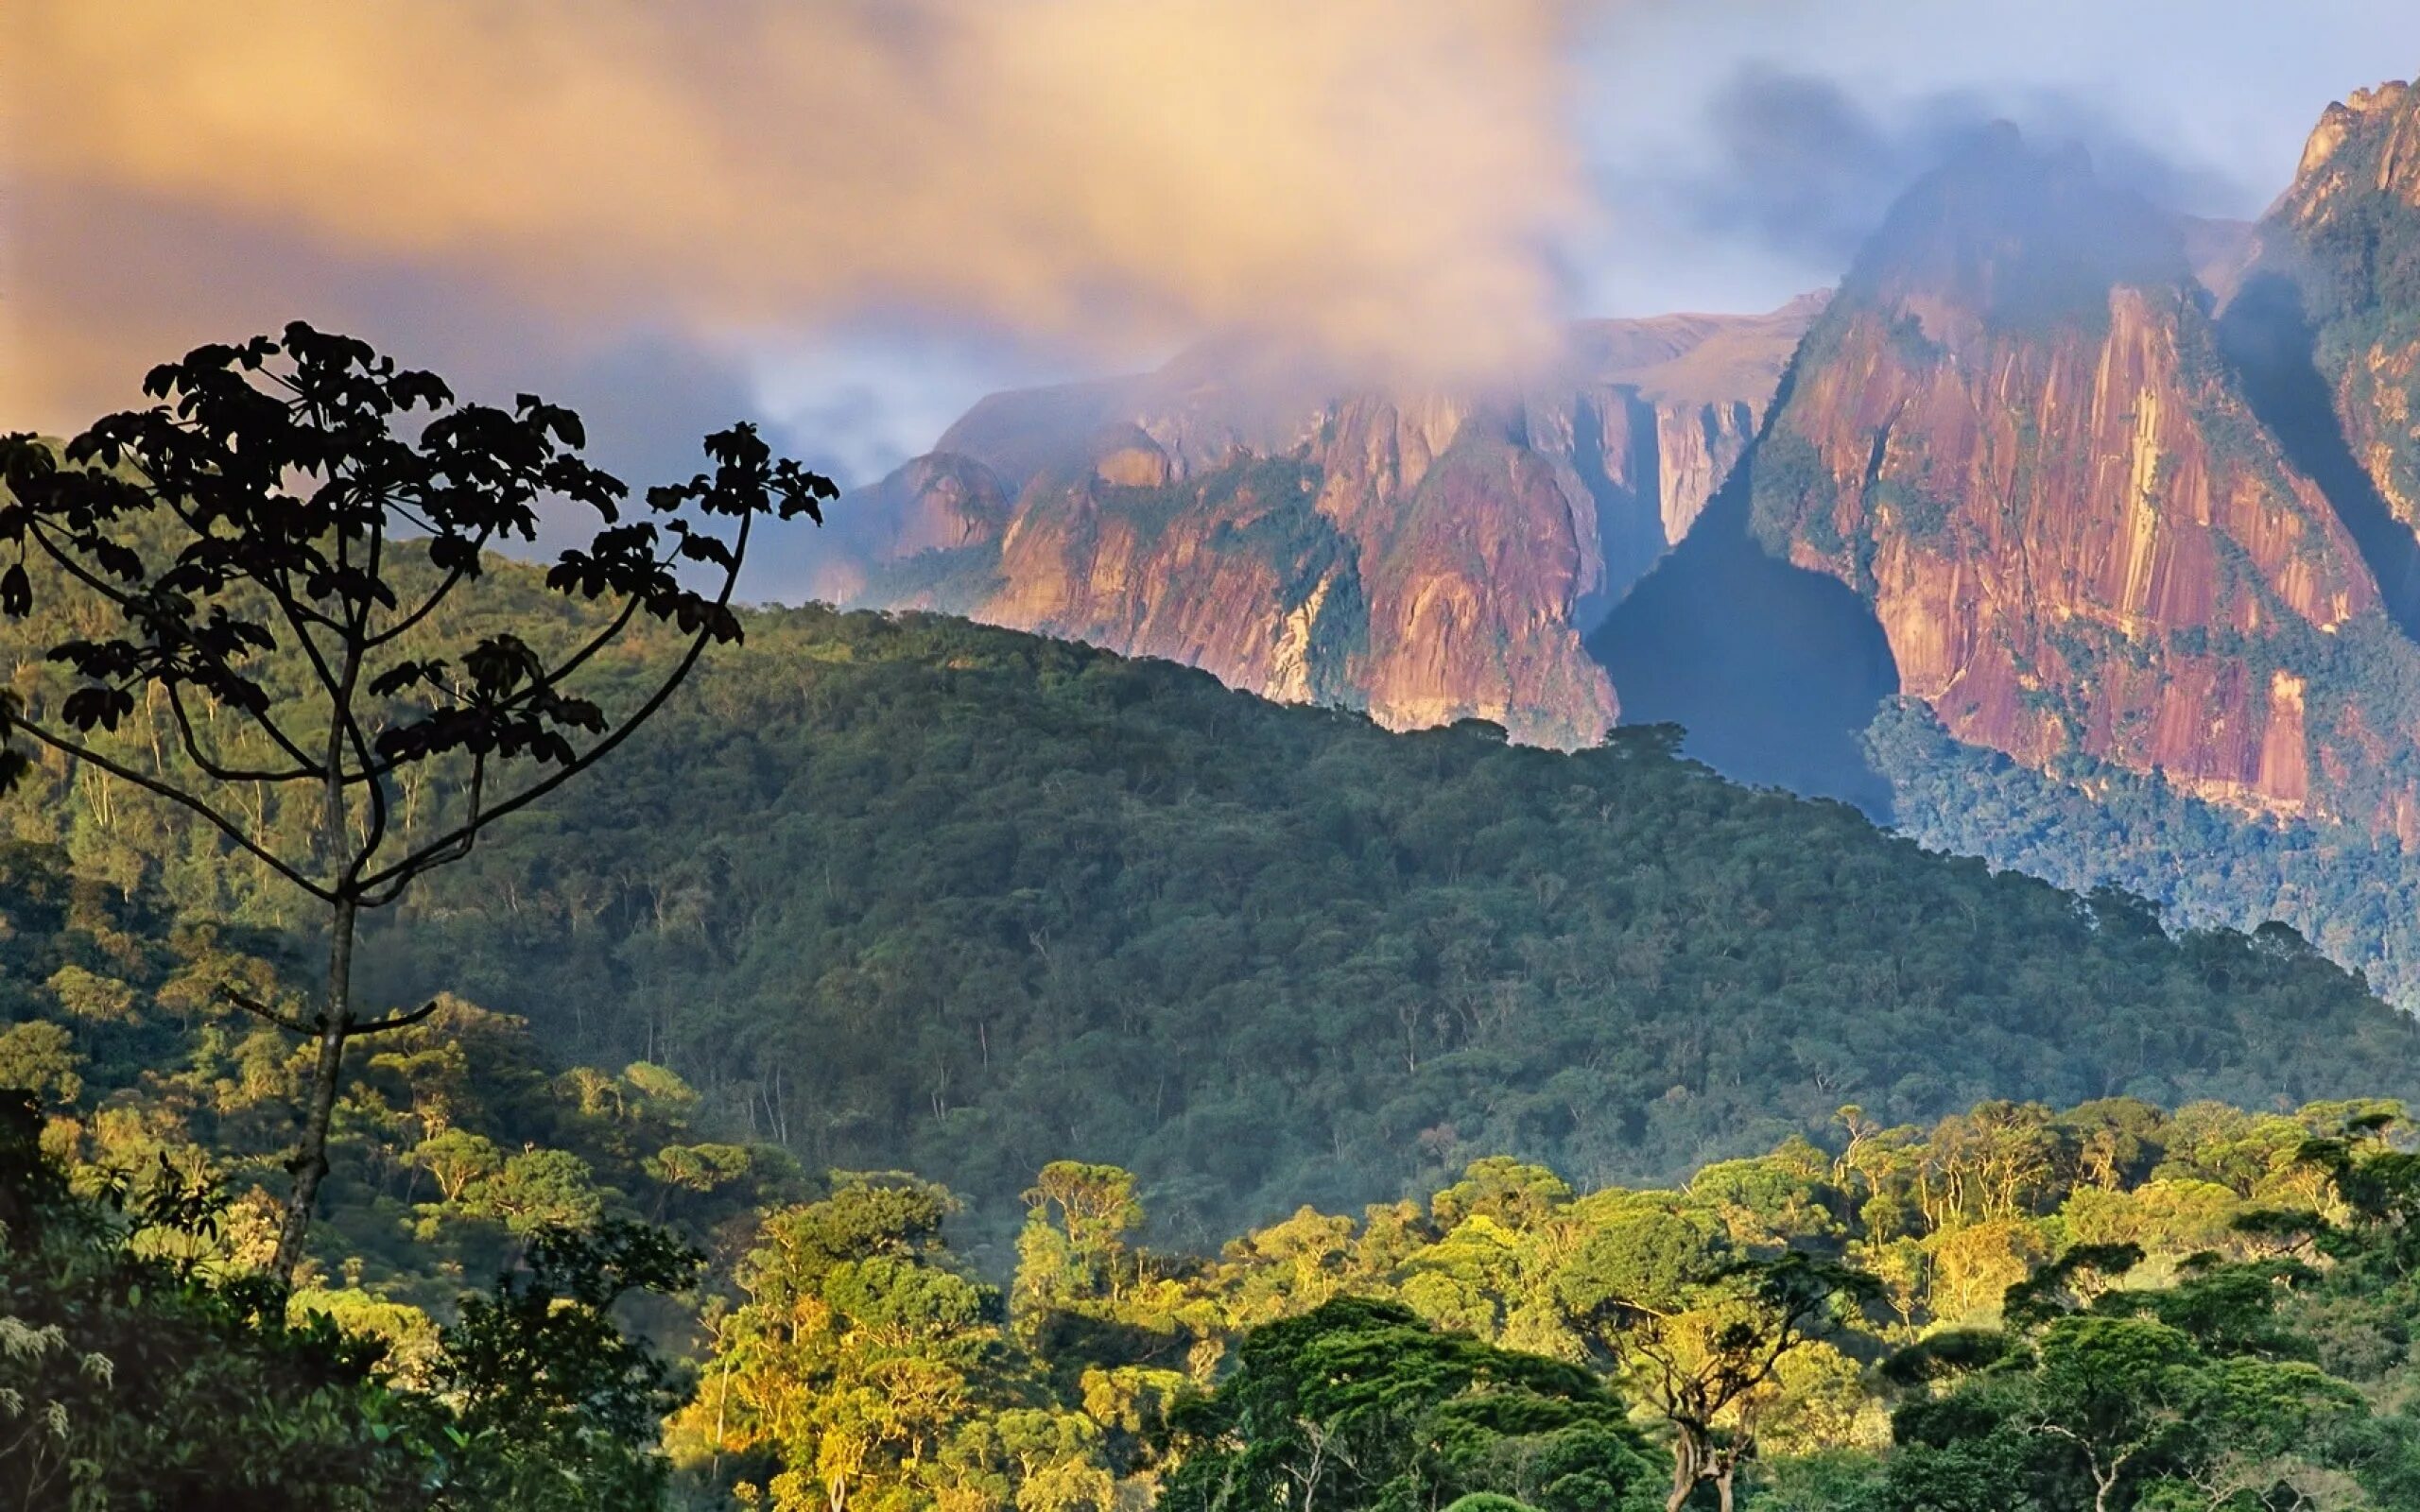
[[0, 323, 831, 1280]]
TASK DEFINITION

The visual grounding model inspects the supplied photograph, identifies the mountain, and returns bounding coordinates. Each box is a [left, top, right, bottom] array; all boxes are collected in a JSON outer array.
[[1712, 89, 2420, 1009], [785, 299, 1821, 747], [797, 95, 2420, 823], [2264, 78, 2420, 546], [1731, 126, 2411, 826], [759, 88, 2420, 1005]]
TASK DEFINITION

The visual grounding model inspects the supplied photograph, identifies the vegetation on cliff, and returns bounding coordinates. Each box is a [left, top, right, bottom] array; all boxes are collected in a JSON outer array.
[[2267, 79, 2420, 531], [1868, 697, 2420, 1010]]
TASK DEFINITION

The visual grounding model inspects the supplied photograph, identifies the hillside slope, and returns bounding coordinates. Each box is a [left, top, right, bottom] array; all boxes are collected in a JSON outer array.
[[14, 592, 2409, 1240]]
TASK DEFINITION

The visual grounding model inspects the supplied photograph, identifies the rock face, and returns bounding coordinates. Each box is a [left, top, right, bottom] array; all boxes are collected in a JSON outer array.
[[2261, 77, 2420, 570], [818, 301, 1815, 746], [784, 452, 1011, 608], [801, 81, 2420, 824], [1753, 126, 2413, 822]]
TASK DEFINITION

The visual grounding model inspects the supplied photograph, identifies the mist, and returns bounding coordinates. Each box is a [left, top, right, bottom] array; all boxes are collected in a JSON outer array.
[[5, 0, 1597, 438], [1603, 61, 2255, 301]]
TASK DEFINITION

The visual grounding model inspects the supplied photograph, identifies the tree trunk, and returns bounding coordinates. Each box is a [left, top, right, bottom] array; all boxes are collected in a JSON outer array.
[[270, 896, 355, 1282], [1665, 1425, 1707, 1512], [1714, 1467, 1735, 1512]]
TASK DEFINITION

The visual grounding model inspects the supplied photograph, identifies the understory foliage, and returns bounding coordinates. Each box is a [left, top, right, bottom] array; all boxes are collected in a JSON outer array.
[[0, 1091, 697, 1510], [0, 839, 792, 1305]]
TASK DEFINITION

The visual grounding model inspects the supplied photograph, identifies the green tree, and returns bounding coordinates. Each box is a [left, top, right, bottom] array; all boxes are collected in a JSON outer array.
[[1556, 1221, 1876, 1512], [44, 963, 136, 1023], [475, 1147, 606, 1236], [1015, 1161, 1146, 1330], [1157, 1295, 1659, 1512], [410, 1126, 502, 1205], [666, 1175, 1031, 1512], [1878, 1246, 2379, 1511], [0, 1020, 82, 1106], [438, 1219, 704, 1512]]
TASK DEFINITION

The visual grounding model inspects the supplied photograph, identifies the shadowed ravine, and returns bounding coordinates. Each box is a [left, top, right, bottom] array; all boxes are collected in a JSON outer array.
[[1589, 446, 1901, 816], [2220, 270, 2420, 637]]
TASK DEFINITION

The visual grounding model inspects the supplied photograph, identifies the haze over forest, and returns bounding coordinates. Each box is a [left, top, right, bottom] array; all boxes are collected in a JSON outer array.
[[15, 7, 2420, 1511]]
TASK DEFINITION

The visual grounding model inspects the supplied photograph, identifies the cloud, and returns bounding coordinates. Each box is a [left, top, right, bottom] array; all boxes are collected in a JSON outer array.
[[1, 171, 759, 470], [5, 0, 1596, 438], [1622, 62, 2254, 278]]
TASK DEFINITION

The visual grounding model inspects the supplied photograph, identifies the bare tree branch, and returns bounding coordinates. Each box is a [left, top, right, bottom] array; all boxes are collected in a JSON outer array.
[[352, 999, 441, 1036], [164, 682, 319, 783], [355, 513, 752, 896], [11, 710, 337, 901], [22, 522, 144, 613], [219, 987, 321, 1036], [364, 524, 495, 648]]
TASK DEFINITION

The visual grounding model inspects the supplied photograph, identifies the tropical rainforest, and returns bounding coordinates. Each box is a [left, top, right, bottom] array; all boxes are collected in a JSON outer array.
[[12, 593, 2420, 1252], [17, 901, 2420, 1511], [11, 313, 2420, 1512], [11, 583, 2420, 1506]]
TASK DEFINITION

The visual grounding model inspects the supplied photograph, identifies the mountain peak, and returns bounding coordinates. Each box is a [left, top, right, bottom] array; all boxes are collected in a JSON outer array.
[[1842, 123, 2185, 337], [2282, 75, 2420, 224]]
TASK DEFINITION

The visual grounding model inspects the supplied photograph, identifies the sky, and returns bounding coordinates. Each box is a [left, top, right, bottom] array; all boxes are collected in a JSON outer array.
[[4, 1, 2414, 517]]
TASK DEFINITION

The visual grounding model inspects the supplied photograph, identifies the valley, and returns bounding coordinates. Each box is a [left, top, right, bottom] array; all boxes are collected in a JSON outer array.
[[15, 28, 2420, 1512]]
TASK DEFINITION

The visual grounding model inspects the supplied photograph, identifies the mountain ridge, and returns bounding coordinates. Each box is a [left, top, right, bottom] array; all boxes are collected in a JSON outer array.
[[755, 77, 2420, 1009], [781, 299, 1823, 745]]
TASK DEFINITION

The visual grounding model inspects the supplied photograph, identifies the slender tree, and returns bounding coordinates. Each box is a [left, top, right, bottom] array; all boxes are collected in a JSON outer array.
[[0, 323, 831, 1280]]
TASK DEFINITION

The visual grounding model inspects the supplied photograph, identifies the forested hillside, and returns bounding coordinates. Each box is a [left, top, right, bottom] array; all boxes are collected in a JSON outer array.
[[1870, 699, 2420, 1009], [11, 828, 2420, 1507], [14, 585, 2417, 1248], [20, 944, 2420, 1511]]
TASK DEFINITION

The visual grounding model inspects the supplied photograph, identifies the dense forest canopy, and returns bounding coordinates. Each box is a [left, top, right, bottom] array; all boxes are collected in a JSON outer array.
[[13, 814, 2420, 1511], [1870, 697, 2420, 1011], [8, 570, 2417, 1248], [19, 936, 2420, 1512]]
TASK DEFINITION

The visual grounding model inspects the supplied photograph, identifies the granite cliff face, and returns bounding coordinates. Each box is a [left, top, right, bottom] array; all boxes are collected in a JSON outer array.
[[1752, 127, 2420, 823], [802, 81, 2420, 827], [815, 301, 1814, 746], [2265, 78, 2420, 536]]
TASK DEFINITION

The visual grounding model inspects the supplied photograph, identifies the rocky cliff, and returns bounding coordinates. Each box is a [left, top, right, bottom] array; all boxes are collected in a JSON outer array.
[[2265, 78, 2420, 535], [809, 301, 1814, 746], [1750, 125, 2420, 824]]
